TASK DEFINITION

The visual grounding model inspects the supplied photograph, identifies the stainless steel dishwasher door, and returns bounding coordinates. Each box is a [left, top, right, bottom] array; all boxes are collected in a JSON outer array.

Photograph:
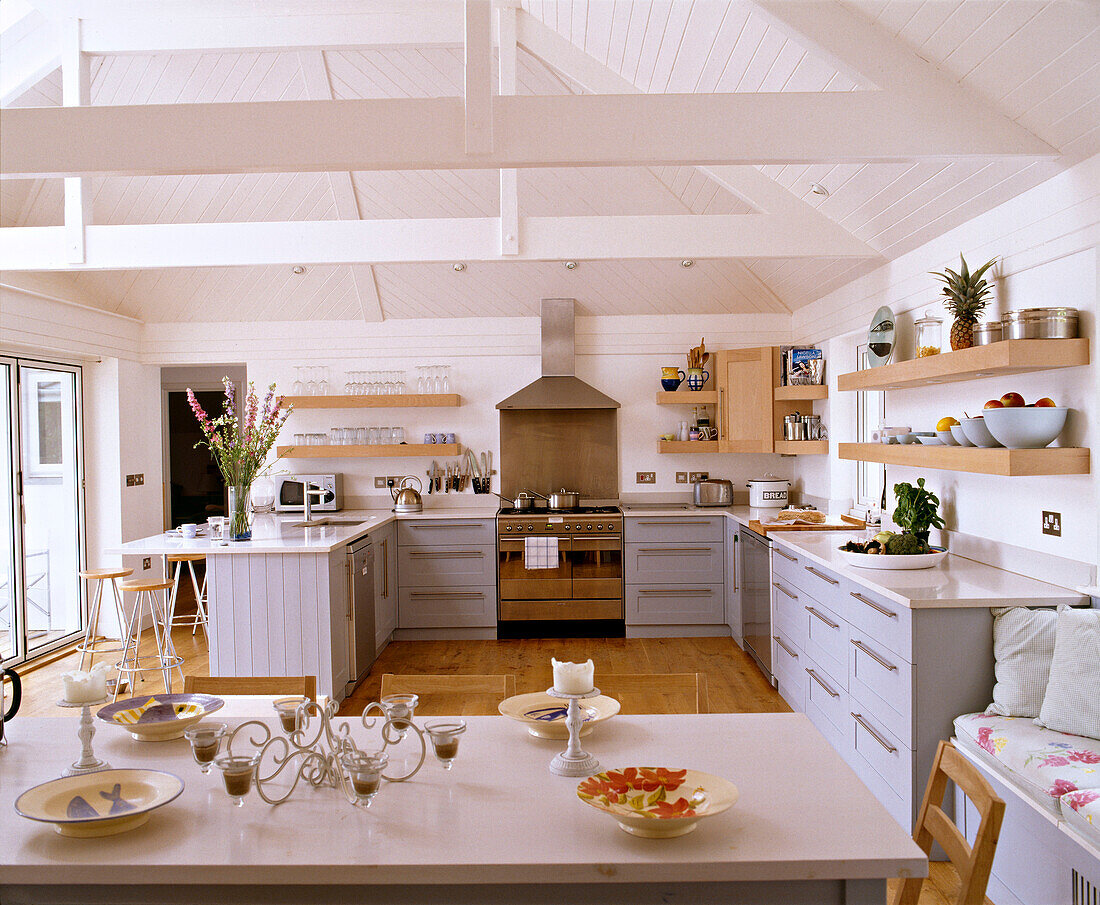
[[739, 527, 773, 683], [347, 537, 376, 695]]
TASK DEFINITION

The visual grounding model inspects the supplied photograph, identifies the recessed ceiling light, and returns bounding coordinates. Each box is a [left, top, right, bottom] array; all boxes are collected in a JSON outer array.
[[452, 263, 466, 272], [680, 259, 694, 268], [810, 183, 830, 197], [564, 261, 578, 270], [292, 265, 306, 275]]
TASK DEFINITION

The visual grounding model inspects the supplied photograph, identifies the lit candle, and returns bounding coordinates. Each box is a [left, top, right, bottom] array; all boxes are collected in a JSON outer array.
[[62, 664, 110, 703], [551, 658, 595, 695]]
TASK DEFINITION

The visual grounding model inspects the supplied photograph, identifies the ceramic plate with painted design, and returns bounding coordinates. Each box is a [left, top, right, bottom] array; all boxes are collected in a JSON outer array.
[[577, 767, 738, 838], [97, 693, 224, 741], [498, 692, 620, 739], [15, 769, 184, 837]]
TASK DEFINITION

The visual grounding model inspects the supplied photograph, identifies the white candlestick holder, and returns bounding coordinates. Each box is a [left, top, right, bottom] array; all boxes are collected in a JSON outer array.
[[545, 687, 600, 777], [56, 697, 111, 777]]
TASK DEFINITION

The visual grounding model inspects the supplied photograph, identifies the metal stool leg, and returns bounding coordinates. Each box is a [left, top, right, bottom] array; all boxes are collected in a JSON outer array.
[[114, 591, 144, 701], [144, 589, 171, 694], [158, 585, 185, 688], [189, 561, 209, 638], [77, 579, 105, 671]]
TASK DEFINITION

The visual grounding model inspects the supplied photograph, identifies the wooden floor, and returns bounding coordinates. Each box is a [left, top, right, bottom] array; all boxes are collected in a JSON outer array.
[[13, 627, 973, 904]]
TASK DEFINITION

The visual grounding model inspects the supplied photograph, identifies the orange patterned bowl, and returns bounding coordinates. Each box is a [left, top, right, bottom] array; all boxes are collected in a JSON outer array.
[[577, 767, 738, 838]]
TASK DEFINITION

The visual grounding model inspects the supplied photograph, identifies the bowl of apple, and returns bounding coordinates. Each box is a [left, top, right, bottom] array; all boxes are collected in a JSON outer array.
[[982, 393, 1068, 448]]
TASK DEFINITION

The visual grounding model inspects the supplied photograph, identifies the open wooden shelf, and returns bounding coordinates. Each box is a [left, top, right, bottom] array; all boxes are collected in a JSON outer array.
[[774, 384, 828, 401], [838, 443, 1090, 476], [656, 390, 718, 405], [278, 394, 461, 409], [658, 440, 720, 454], [837, 339, 1089, 392], [774, 440, 829, 455], [277, 443, 459, 458]]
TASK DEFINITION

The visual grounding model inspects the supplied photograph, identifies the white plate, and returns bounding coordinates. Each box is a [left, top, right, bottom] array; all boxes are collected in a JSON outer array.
[[837, 546, 947, 570], [498, 692, 620, 739]]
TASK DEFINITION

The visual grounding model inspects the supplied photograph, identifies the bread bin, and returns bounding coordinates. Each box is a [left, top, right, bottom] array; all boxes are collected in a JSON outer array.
[[746, 475, 790, 509], [693, 479, 733, 507]]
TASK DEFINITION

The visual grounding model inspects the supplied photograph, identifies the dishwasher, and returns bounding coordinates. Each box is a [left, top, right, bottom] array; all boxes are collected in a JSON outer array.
[[346, 537, 376, 696], [739, 526, 774, 684]]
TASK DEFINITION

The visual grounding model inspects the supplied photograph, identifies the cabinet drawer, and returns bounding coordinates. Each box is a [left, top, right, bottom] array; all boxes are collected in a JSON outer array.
[[849, 631, 913, 747], [794, 560, 851, 614], [398, 545, 496, 587], [626, 583, 725, 625], [772, 631, 805, 713], [625, 516, 725, 544], [398, 519, 495, 546], [625, 542, 724, 584], [804, 656, 850, 757], [849, 708, 912, 827], [398, 585, 496, 628], [770, 542, 803, 586], [846, 585, 912, 663], [802, 597, 848, 690], [771, 577, 805, 652]]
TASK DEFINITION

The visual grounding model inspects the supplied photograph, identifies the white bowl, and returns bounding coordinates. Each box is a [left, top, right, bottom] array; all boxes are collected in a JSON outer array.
[[960, 417, 1003, 448], [837, 546, 948, 570], [917, 435, 943, 446], [950, 425, 974, 447], [983, 406, 1069, 449], [936, 430, 959, 446]]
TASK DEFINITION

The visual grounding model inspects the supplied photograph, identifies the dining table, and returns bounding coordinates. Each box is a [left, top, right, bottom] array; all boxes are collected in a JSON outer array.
[[0, 700, 926, 905]]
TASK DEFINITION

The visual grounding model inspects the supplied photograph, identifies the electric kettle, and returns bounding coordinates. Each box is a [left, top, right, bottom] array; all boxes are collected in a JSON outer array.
[[0, 660, 21, 748], [391, 475, 423, 514]]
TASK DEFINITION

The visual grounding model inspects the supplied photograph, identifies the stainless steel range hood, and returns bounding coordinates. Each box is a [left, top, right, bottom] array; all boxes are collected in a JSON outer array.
[[496, 299, 621, 410]]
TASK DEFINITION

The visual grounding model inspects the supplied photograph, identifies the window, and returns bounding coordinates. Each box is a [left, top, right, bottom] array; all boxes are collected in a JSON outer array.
[[26, 373, 65, 476], [855, 344, 886, 510]]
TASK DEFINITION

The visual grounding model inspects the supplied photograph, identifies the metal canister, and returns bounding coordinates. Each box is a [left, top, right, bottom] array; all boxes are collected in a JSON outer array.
[[972, 321, 1002, 345], [1033, 307, 1078, 338], [802, 414, 822, 440], [783, 413, 804, 441], [1001, 309, 1041, 339]]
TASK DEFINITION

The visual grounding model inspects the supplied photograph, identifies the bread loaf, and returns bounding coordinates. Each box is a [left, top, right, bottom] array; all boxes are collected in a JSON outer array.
[[775, 509, 826, 524]]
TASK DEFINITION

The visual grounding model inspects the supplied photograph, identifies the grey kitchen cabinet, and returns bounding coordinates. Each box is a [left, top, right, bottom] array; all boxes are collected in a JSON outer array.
[[372, 522, 398, 652], [725, 523, 742, 644]]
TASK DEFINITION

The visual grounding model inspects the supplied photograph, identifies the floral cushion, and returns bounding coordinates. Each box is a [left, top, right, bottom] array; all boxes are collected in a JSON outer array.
[[954, 713, 1100, 816], [1061, 789, 1100, 847]]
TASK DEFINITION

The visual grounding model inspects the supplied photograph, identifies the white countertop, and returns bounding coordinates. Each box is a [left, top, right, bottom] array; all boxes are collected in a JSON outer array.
[[1, 711, 924, 890], [769, 530, 1087, 610]]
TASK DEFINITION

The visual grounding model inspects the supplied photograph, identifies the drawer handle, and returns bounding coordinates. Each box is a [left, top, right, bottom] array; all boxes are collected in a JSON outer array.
[[850, 592, 898, 619], [636, 520, 716, 526], [637, 547, 712, 554], [806, 668, 839, 698], [637, 589, 713, 597], [409, 524, 484, 529], [851, 639, 898, 672], [805, 606, 839, 629], [805, 566, 839, 585], [409, 591, 486, 599], [851, 713, 897, 754], [408, 551, 485, 558], [773, 548, 797, 562], [772, 582, 798, 601], [773, 635, 798, 659]]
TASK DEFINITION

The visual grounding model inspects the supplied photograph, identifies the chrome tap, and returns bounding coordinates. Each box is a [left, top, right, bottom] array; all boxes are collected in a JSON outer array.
[[296, 477, 327, 523]]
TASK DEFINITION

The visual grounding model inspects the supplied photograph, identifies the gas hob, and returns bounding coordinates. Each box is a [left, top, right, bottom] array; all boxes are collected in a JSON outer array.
[[497, 506, 622, 535]]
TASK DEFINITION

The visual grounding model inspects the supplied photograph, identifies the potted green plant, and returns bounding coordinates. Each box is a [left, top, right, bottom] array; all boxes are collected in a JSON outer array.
[[890, 477, 944, 553], [930, 254, 997, 351]]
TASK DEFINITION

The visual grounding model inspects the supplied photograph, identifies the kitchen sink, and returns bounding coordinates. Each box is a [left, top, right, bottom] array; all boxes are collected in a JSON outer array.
[[289, 517, 366, 528]]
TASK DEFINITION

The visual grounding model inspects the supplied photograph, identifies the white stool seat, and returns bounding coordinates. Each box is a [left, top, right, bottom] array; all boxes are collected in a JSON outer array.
[[114, 577, 184, 699], [76, 566, 134, 670]]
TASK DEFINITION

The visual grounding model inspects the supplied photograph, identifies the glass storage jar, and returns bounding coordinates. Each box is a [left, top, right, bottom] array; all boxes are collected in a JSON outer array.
[[914, 309, 943, 357]]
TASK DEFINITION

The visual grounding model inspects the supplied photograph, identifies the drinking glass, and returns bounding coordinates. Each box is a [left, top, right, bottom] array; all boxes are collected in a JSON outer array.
[[357, 427, 369, 445], [344, 372, 353, 394], [305, 367, 318, 397], [392, 427, 405, 445], [341, 751, 388, 808], [424, 720, 466, 771], [416, 367, 426, 394], [442, 366, 451, 394], [368, 427, 380, 445], [184, 723, 227, 775], [215, 754, 261, 807], [292, 367, 303, 396], [397, 371, 407, 394], [294, 433, 305, 445], [330, 427, 341, 445], [379, 694, 419, 742], [319, 367, 329, 396], [272, 696, 309, 734]]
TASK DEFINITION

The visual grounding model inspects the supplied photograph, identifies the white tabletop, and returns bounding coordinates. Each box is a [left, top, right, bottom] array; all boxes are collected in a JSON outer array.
[[0, 711, 924, 891]]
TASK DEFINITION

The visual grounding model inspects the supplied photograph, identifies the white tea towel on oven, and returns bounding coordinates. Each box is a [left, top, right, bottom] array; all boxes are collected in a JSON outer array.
[[524, 536, 558, 570]]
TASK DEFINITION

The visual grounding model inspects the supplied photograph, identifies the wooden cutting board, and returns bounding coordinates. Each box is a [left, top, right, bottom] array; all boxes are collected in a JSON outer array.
[[748, 514, 866, 536]]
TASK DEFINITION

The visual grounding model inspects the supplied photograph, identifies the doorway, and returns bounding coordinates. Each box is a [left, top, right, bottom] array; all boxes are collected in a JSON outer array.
[[166, 390, 226, 529]]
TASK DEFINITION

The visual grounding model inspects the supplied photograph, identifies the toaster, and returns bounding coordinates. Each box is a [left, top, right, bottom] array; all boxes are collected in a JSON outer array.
[[693, 479, 733, 507]]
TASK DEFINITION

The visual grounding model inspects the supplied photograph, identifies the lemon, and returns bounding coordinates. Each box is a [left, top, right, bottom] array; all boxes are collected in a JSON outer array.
[[936, 416, 959, 431]]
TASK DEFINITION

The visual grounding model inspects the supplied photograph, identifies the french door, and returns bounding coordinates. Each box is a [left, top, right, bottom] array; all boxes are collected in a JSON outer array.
[[1, 357, 85, 666]]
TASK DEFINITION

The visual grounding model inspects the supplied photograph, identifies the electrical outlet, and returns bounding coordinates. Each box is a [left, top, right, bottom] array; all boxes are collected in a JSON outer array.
[[636, 472, 656, 484], [1042, 511, 1061, 537], [675, 472, 688, 484], [134, 473, 144, 485], [374, 476, 388, 489], [689, 472, 709, 483], [142, 557, 151, 570]]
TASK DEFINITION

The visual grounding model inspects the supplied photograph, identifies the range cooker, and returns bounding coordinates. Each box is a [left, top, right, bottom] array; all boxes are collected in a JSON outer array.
[[497, 506, 624, 629]]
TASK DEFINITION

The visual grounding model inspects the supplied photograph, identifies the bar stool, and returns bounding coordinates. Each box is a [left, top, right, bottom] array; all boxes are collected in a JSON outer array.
[[76, 567, 133, 670], [165, 553, 209, 640], [115, 577, 184, 699]]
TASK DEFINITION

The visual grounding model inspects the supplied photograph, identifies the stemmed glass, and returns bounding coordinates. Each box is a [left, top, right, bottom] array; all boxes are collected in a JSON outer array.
[[344, 372, 354, 395], [442, 366, 451, 394], [305, 366, 318, 397], [416, 367, 426, 395], [425, 720, 466, 770], [184, 723, 227, 775], [215, 754, 261, 807], [319, 367, 329, 396], [292, 367, 303, 396]]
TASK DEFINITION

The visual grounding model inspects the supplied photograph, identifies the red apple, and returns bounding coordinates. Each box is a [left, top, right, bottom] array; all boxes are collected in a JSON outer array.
[[1035, 397, 1057, 407], [983, 399, 1005, 409], [1000, 392, 1025, 408]]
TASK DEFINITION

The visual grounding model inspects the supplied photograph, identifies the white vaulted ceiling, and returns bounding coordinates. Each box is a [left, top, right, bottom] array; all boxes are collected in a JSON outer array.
[[2, 1, 1098, 323]]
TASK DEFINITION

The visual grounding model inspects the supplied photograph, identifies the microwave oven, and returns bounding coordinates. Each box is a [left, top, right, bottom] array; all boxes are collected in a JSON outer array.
[[274, 474, 342, 512]]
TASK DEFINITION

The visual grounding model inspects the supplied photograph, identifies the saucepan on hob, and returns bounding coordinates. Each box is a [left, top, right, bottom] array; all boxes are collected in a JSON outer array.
[[493, 491, 541, 512]]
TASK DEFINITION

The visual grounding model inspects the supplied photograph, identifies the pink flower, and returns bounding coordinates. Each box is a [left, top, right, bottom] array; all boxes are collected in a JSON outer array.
[[1065, 790, 1100, 810], [976, 727, 995, 754], [1049, 778, 1078, 798], [1068, 750, 1100, 764], [1041, 756, 1071, 767]]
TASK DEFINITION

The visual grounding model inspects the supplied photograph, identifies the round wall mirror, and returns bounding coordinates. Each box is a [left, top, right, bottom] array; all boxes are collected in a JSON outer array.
[[867, 306, 896, 366]]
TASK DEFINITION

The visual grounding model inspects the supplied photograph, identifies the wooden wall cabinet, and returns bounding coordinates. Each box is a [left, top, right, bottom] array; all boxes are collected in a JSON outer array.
[[715, 347, 813, 454]]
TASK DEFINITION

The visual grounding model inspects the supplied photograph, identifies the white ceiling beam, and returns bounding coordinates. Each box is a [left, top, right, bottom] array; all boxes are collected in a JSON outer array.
[[0, 214, 877, 271], [0, 8, 60, 106], [497, 4, 518, 256], [60, 17, 90, 264], [2, 88, 1057, 180], [298, 50, 383, 323], [464, 0, 493, 156]]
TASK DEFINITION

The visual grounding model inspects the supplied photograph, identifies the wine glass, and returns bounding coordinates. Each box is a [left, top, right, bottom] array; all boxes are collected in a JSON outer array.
[[319, 367, 329, 396], [292, 367, 303, 396], [442, 366, 451, 394], [305, 366, 317, 397], [416, 367, 426, 395]]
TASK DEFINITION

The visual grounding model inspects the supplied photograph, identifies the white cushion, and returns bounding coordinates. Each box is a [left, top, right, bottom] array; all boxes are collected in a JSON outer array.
[[1036, 607, 1100, 738], [985, 607, 1057, 718], [1060, 789, 1100, 847]]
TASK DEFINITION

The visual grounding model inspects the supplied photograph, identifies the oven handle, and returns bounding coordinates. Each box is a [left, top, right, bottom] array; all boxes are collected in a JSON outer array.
[[407, 550, 486, 559], [498, 537, 572, 548], [636, 547, 713, 554], [569, 536, 621, 550]]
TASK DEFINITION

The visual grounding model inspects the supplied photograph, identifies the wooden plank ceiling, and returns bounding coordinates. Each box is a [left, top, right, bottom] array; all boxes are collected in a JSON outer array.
[[1, 1, 1097, 323]]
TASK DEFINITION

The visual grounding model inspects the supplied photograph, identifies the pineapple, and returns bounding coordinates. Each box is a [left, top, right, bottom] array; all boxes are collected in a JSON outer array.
[[931, 255, 997, 351]]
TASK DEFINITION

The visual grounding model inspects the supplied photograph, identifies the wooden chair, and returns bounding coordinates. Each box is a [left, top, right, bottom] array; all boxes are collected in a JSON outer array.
[[184, 675, 317, 701], [379, 674, 516, 716], [891, 740, 1004, 905], [596, 673, 709, 714]]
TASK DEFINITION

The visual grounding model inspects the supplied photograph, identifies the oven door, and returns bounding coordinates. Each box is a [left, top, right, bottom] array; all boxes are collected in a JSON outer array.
[[498, 535, 572, 600], [570, 534, 622, 600]]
